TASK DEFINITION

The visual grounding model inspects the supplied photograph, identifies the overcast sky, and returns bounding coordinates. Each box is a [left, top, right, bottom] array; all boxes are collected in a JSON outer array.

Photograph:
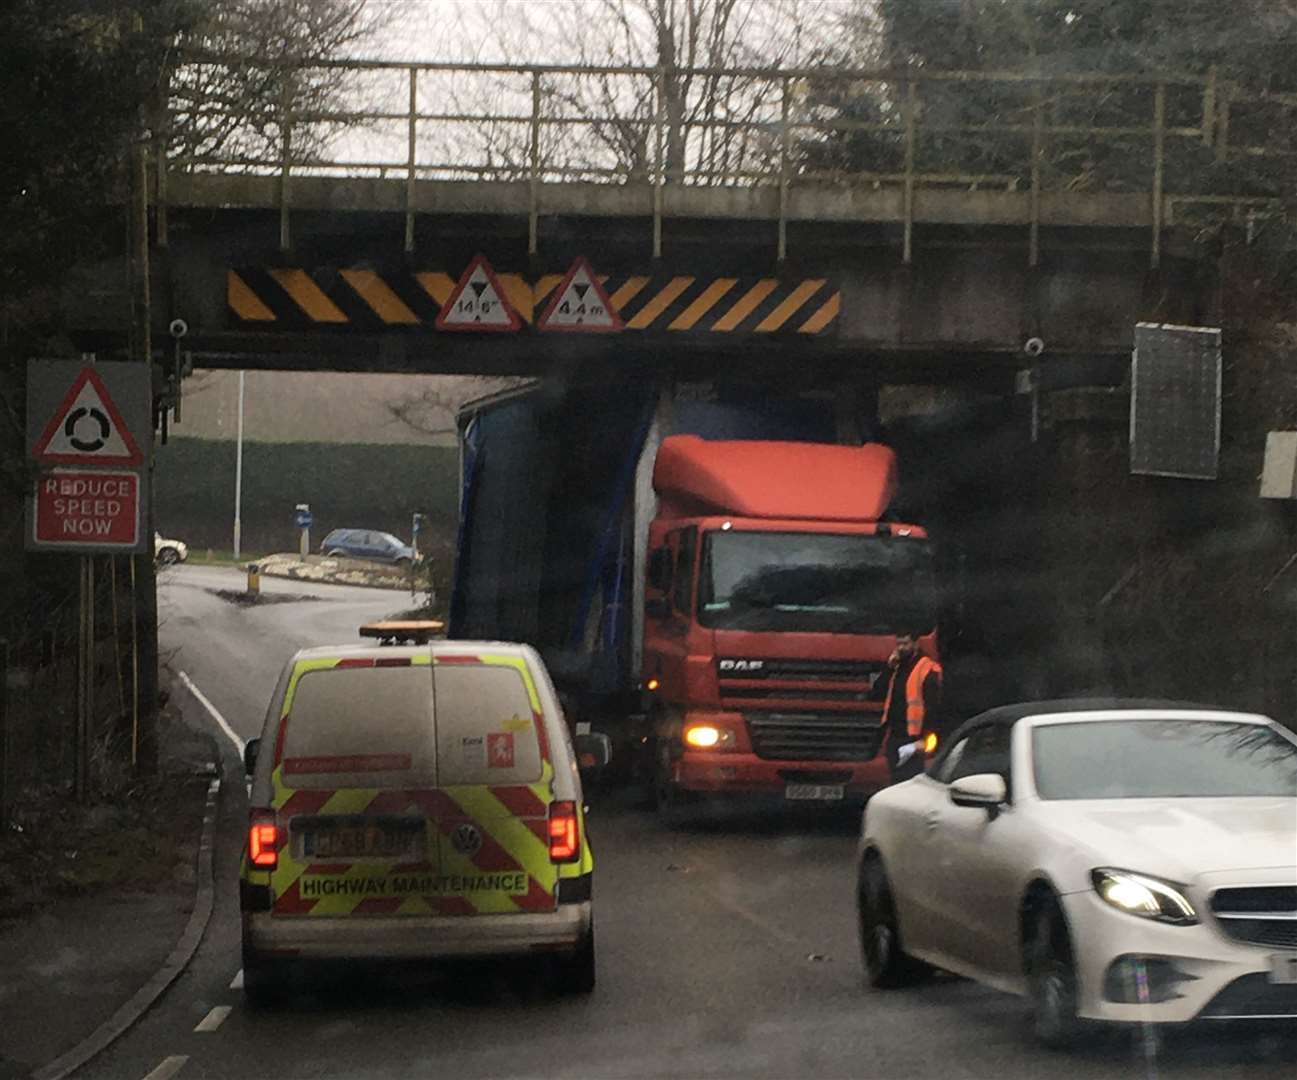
[[362, 0, 859, 64]]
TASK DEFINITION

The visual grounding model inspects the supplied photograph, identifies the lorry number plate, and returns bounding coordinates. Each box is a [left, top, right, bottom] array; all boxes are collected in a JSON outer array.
[[1270, 954, 1297, 985], [785, 784, 844, 801]]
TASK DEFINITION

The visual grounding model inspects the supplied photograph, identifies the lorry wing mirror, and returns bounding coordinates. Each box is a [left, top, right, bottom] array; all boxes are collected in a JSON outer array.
[[647, 548, 672, 594], [575, 732, 612, 776], [243, 737, 260, 777]]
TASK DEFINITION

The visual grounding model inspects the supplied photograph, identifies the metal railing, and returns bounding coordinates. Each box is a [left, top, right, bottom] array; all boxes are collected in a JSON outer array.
[[157, 58, 1296, 264]]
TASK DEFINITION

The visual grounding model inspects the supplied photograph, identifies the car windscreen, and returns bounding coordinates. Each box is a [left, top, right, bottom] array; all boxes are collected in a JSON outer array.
[[698, 530, 937, 634], [1032, 719, 1297, 799], [279, 665, 435, 786], [434, 663, 544, 785]]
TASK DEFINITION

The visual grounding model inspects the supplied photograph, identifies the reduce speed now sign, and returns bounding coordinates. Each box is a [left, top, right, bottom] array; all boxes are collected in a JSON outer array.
[[33, 471, 141, 549]]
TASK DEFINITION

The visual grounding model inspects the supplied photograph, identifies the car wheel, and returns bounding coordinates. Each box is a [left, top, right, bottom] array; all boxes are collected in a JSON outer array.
[[554, 922, 596, 995], [857, 855, 925, 988], [157, 547, 180, 566], [324, 548, 345, 558], [394, 557, 412, 571], [1025, 898, 1081, 1047], [242, 944, 289, 1009]]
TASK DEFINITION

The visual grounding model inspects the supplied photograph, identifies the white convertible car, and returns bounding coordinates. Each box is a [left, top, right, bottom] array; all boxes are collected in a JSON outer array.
[[856, 700, 1297, 1044]]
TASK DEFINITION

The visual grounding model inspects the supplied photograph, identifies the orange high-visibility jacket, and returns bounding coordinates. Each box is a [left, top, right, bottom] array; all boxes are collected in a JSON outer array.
[[884, 656, 943, 738]]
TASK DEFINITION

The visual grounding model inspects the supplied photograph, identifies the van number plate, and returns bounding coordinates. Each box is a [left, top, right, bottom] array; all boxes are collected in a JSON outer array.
[[301, 820, 422, 860], [785, 784, 844, 801], [1270, 954, 1297, 985]]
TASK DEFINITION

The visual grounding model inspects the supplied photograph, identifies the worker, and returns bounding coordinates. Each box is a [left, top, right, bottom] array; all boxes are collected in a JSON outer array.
[[882, 629, 943, 783]]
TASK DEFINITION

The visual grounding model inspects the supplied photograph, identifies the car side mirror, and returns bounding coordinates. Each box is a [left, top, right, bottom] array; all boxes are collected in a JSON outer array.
[[574, 732, 612, 776], [644, 596, 670, 619], [949, 772, 1006, 812], [243, 737, 260, 777]]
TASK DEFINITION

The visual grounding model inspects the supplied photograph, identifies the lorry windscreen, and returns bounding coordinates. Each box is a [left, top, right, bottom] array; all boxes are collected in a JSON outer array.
[[697, 530, 937, 635]]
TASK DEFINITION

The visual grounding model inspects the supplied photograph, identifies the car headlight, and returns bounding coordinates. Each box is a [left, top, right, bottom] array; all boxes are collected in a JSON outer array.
[[1091, 868, 1198, 925]]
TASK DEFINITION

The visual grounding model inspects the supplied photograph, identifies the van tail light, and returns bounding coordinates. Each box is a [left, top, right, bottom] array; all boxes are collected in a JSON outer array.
[[548, 800, 580, 863], [249, 811, 279, 869]]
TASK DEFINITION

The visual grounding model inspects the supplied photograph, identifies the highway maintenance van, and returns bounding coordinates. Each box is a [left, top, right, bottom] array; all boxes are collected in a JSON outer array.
[[239, 629, 607, 1004]]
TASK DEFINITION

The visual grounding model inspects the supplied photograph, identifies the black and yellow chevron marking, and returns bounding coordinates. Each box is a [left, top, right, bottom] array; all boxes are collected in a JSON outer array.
[[228, 269, 840, 335]]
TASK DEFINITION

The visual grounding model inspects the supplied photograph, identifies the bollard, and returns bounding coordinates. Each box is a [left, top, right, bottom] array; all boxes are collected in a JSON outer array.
[[246, 563, 261, 596]]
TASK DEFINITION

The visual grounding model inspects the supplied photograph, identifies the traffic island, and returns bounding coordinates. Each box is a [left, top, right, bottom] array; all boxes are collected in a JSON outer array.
[[251, 552, 423, 591], [209, 588, 324, 607]]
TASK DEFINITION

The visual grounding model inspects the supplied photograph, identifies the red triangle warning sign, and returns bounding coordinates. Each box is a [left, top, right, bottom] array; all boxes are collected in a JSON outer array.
[[33, 367, 144, 466], [435, 255, 523, 332], [538, 258, 624, 333]]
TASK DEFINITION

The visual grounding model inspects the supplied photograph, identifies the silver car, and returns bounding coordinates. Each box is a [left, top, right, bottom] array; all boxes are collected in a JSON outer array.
[[856, 700, 1297, 1044]]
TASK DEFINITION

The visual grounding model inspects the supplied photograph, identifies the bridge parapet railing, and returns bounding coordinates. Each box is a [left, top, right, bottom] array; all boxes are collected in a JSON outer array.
[[158, 57, 1296, 264]]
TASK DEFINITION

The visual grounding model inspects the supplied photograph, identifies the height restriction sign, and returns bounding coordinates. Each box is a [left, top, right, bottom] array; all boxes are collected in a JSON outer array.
[[435, 255, 522, 332], [537, 258, 624, 332]]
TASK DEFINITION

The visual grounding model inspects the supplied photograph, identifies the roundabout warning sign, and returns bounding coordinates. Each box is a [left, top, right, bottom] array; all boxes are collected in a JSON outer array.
[[32, 365, 144, 466], [26, 360, 151, 554]]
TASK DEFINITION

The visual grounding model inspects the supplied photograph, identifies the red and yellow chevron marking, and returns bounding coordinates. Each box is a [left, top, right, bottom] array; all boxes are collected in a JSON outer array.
[[262, 774, 559, 918], [228, 268, 840, 335]]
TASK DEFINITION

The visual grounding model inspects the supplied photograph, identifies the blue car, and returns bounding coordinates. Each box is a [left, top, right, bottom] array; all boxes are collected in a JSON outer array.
[[320, 528, 416, 568]]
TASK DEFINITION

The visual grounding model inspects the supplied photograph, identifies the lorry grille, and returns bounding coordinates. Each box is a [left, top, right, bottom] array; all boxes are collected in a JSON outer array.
[[746, 713, 884, 762], [725, 687, 876, 703], [718, 658, 885, 708], [718, 658, 884, 682], [1210, 886, 1297, 949]]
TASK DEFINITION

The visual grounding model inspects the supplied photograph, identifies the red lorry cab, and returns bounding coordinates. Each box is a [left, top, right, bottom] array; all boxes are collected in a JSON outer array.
[[643, 436, 938, 807]]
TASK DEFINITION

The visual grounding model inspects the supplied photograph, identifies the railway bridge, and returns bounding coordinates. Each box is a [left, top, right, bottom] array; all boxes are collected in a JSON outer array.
[[65, 61, 1288, 389]]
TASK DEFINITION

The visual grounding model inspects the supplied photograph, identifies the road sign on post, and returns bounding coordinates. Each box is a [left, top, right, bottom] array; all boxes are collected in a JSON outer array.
[[33, 471, 142, 550], [295, 503, 313, 558], [26, 361, 150, 554], [31, 365, 145, 466]]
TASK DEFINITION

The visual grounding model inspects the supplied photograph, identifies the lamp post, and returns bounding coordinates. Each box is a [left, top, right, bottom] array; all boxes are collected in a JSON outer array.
[[233, 370, 245, 561]]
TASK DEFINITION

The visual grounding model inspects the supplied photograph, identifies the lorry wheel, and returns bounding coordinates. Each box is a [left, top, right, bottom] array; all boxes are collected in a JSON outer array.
[[653, 744, 697, 827]]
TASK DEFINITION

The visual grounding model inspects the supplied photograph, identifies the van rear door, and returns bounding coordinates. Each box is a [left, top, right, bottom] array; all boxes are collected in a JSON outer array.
[[265, 656, 449, 917], [430, 654, 558, 915]]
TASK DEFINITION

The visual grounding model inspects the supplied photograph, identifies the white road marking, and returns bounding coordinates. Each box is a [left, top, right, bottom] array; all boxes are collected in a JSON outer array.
[[194, 1005, 233, 1033], [178, 670, 245, 756], [230, 969, 244, 990], [141, 1056, 188, 1080]]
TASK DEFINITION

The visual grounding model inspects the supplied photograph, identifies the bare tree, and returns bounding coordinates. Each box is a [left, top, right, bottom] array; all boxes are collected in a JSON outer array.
[[383, 376, 533, 440], [165, 0, 387, 166], [449, 0, 836, 185]]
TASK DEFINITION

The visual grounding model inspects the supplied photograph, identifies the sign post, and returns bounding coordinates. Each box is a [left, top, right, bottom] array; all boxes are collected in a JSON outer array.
[[27, 360, 150, 798], [295, 504, 313, 558], [76, 557, 95, 802], [0, 639, 8, 830]]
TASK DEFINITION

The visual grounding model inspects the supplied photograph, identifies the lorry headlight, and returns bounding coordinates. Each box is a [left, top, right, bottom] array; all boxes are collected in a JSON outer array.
[[1091, 869, 1197, 925], [683, 723, 736, 750]]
